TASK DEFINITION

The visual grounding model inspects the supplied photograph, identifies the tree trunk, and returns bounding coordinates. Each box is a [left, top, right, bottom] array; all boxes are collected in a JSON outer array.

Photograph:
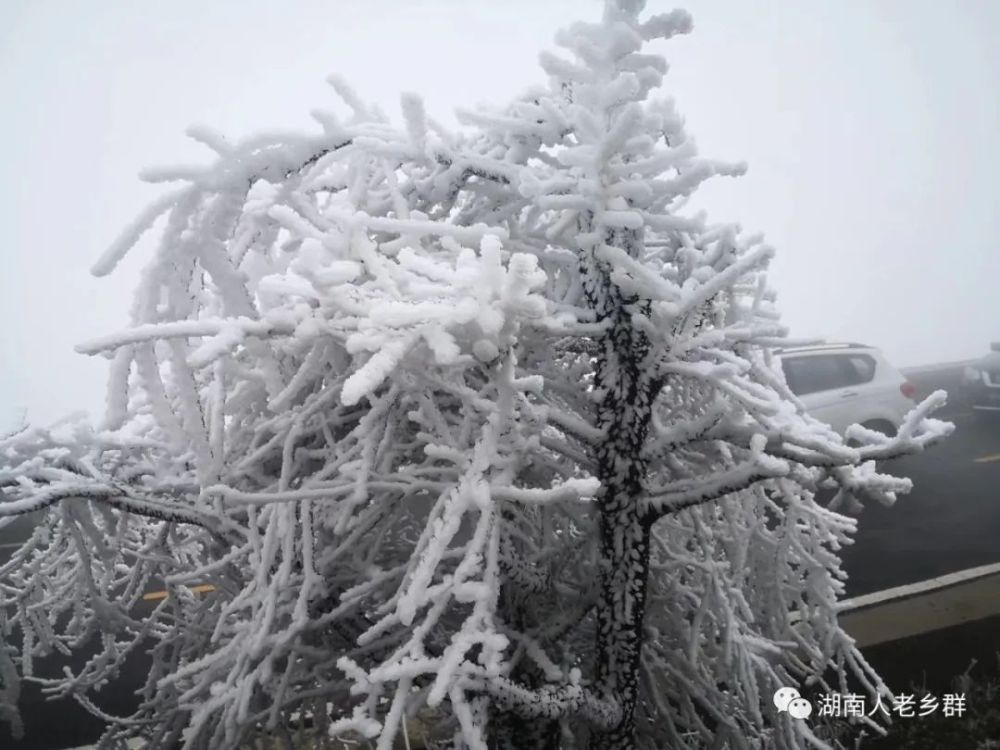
[[582, 222, 657, 750], [589, 434, 654, 750]]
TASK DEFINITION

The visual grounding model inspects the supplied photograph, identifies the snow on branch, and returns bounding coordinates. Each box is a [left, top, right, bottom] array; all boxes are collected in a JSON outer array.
[[491, 477, 600, 505]]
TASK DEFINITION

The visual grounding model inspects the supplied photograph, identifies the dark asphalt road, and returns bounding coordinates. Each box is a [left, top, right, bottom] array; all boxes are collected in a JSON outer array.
[[842, 365, 1000, 596], [1, 364, 997, 748]]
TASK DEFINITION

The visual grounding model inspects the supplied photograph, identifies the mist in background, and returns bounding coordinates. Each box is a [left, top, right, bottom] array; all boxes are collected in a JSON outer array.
[[1, 0, 998, 428]]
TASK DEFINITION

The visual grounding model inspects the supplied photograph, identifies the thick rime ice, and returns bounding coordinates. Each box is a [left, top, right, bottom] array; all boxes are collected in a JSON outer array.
[[0, 2, 951, 749]]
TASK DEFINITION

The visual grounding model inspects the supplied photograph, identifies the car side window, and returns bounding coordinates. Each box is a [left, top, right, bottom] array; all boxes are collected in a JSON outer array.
[[782, 356, 846, 395], [782, 353, 878, 395], [781, 354, 868, 396], [844, 354, 877, 385]]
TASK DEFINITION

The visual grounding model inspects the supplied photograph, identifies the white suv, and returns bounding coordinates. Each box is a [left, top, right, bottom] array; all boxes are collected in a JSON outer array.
[[776, 343, 917, 437]]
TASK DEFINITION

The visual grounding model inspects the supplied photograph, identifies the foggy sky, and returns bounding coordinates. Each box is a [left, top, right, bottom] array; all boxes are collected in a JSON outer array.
[[2, 0, 998, 428]]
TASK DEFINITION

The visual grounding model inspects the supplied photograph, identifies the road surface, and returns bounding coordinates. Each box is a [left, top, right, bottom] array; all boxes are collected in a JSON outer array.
[[842, 364, 1000, 596], [2, 363, 998, 748]]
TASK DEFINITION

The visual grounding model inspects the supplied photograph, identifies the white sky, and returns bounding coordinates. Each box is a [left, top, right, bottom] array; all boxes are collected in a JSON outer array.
[[1, 1, 999, 428]]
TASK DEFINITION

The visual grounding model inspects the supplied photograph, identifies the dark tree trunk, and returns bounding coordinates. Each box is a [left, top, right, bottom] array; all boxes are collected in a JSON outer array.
[[588, 377, 655, 750], [580, 220, 657, 750], [590, 510, 652, 750]]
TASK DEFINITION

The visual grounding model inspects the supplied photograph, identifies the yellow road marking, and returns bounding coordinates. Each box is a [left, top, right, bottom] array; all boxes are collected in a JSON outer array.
[[142, 584, 216, 601], [973, 453, 1000, 464]]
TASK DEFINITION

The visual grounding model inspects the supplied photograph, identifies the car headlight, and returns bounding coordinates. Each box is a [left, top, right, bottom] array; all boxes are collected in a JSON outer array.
[[963, 366, 983, 385]]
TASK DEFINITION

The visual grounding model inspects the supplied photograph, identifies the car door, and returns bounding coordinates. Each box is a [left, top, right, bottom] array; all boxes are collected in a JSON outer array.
[[780, 354, 862, 434], [838, 352, 891, 425]]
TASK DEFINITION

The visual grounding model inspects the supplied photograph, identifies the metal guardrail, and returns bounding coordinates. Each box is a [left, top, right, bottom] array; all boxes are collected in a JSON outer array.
[[838, 563, 1000, 648]]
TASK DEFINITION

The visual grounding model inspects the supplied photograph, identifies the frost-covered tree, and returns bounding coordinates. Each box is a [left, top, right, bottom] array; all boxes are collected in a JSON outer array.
[[0, 2, 950, 749]]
